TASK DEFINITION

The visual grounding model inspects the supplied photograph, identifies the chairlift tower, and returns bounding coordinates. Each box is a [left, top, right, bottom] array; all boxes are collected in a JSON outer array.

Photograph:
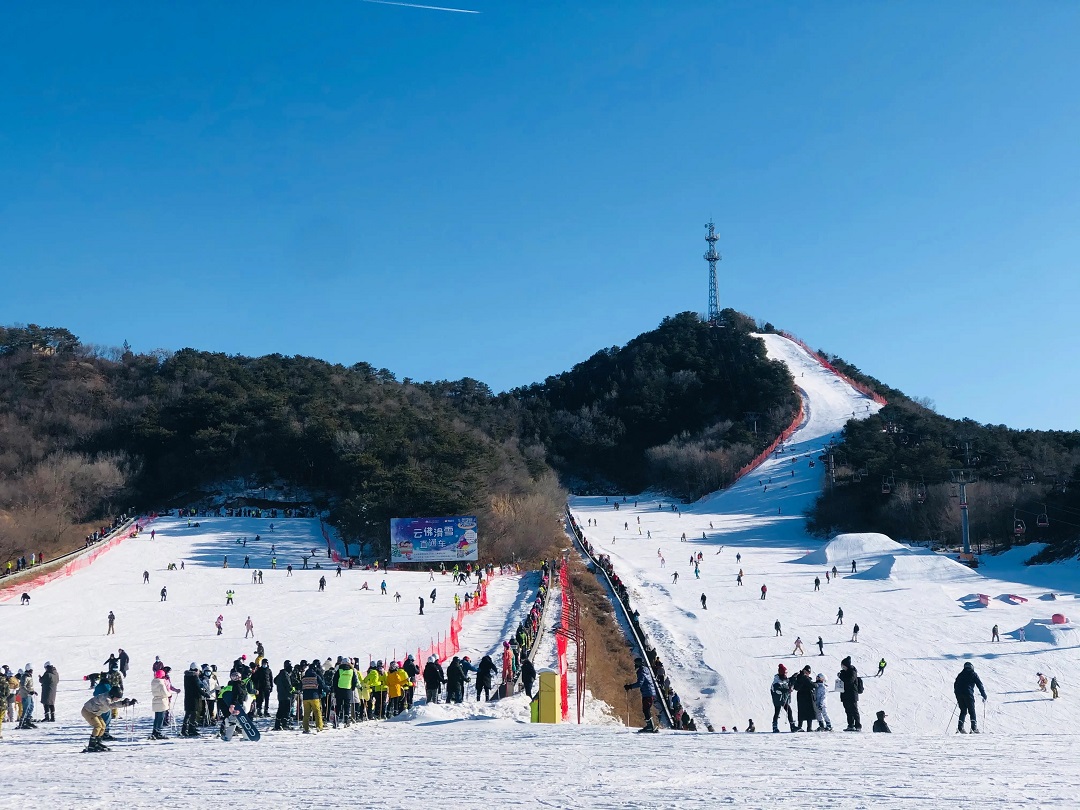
[[950, 469, 978, 554], [704, 221, 721, 324]]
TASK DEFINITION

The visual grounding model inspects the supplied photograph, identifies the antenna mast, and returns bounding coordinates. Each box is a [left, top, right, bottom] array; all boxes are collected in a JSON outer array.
[[704, 221, 721, 324]]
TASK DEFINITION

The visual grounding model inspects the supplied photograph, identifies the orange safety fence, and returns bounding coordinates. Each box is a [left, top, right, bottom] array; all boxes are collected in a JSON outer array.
[[0, 515, 156, 602], [558, 556, 570, 719], [730, 398, 806, 485], [778, 330, 888, 406], [415, 578, 490, 664]]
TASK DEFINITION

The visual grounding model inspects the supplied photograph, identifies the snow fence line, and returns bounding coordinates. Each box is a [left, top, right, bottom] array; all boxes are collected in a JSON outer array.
[[776, 330, 888, 407], [0, 515, 150, 602], [565, 508, 682, 731]]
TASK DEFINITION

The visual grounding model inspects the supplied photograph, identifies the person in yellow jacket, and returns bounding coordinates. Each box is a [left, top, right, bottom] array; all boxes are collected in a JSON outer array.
[[364, 663, 386, 719], [385, 662, 412, 717], [357, 667, 374, 721]]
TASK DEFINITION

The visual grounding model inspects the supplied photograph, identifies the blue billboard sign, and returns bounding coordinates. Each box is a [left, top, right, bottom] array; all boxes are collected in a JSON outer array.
[[390, 516, 479, 563]]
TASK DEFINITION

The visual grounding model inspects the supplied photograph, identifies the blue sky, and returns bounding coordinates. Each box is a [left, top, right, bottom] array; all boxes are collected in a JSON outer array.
[[2, 2, 1078, 429]]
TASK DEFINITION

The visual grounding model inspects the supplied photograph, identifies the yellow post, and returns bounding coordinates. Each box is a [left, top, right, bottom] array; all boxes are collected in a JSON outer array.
[[536, 669, 560, 724]]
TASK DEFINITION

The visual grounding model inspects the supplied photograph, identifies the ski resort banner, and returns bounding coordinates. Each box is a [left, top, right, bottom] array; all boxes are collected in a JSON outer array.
[[390, 516, 479, 563]]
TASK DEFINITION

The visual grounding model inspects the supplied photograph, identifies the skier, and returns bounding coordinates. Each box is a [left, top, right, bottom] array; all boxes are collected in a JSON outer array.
[[150, 668, 170, 739], [1051, 676, 1060, 699], [624, 658, 658, 732], [243, 556, 250, 569], [872, 710, 891, 732], [1037, 672, 1049, 692], [953, 661, 987, 733], [876, 658, 886, 677], [300, 662, 325, 733], [272, 662, 295, 730], [107, 611, 115, 635], [286, 564, 292, 576], [318, 576, 326, 592], [832, 565, 838, 578], [737, 570, 743, 586], [991, 624, 1000, 642], [700, 593, 707, 610], [430, 588, 436, 604], [160, 587, 167, 602], [223, 556, 228, 569], [852, 623, 860, 642], [774, 620, 782, 637], [838, 656, 862, 731], [380, 580, 387, 595], [18, 666, 37, 728], [736, 552, 741, 563], [851, 560, 857, 573], [813, 673, 833, 731], [826, 571, 830, 584], [20, 593, 29, 605], [793, 637, 804, 655], [817, 636, 824, 656], [244, 616, 254, 639], [215, 615, 224, 635], [181, 663, 203, 737], [80, 687, 136, 752], [814, 576, 820, 591], [336, 566, 342, 578], [770, 664, 796, 732], [836, 607, 844, 625], [423, 656, 444, 704], [419, 597, 425, 615], [760, 584, 767, 600], [672, 572, 679, 584], [142, 571, 150, 584]]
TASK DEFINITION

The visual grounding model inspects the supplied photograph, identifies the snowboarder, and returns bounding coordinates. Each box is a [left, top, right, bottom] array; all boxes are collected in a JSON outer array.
[[419, 597, 425, 615], [244, 616, 254, 638], [20, 593, 29, 606], [430, 588, 436, 603], [991, 624, 1000, 642], [953, 661, 987, 734], [852, 623, 860, 642], [760, 584, 767, 600], [1051, 676, 1060, 699], [876, 658, 886, 677], [872, 710, 891, 732], [336, 566, 342, 578], [836, 607, 844, 625], [774, 620, 782, 637], [839, 656, 861, 731], [107, 611, 115, 634], [160, 587, 167, 602], [215, 615, 224, 636], [624, 658, 658, 732], [700, 593, 707, 610], [770, 664, 796, 732], [1038, 672, 1048, 692]]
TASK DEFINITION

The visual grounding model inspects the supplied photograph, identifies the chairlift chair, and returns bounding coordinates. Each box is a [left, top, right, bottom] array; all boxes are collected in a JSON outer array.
[[1037, 512, 1049, 529], [1014, 519, 1026, 537]]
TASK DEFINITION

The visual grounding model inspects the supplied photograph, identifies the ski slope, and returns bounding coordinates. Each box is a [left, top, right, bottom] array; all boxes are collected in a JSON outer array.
[[569, 332, 1080, 736]]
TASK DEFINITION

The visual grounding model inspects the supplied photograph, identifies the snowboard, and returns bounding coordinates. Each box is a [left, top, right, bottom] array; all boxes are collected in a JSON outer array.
[[236, 710, 261, 741], [637, 725, 660, 733]]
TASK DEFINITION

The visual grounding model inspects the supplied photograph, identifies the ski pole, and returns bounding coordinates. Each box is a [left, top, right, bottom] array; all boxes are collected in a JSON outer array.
[[946, 705, 957, 735], [625, 691, 630, 726]]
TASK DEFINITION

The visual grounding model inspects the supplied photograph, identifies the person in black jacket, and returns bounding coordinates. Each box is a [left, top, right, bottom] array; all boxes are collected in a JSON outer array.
[[423, 656, 445, 704], [953, 661, 987, 734], [219, 671, 248, 741], [401, 655, 419, 709], [118, 649, 130, 677], [521, 658, 537, 698], [838, 656, 861, 731], [446, 657, 466, 704], [872, 710, 891, 732], [476, 655, 498, 702], [792, 665, 816, 731], [253, 660, 273, 717], [273, 661, 295, 730], [181, 663, 204, 737]]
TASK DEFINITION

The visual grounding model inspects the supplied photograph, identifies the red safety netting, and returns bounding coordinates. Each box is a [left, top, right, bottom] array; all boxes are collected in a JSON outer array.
[[730, 398, 806, 485], [414, 578, 490, 663], [558, 556, 570, 719], [778, 330, 888, 406], [0, 515, 155, 602]]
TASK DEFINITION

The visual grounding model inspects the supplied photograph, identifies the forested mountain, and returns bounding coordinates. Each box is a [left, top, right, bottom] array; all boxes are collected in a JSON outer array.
[[806, 355, 1080, 561], [4, 317, 1079, 566]]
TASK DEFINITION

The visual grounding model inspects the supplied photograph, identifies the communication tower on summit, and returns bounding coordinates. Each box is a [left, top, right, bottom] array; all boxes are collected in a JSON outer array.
[[704, 221, 721, 324]]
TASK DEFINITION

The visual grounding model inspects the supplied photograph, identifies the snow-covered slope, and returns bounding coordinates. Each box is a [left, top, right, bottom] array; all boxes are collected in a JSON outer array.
[[569, 332, 1080, 736]]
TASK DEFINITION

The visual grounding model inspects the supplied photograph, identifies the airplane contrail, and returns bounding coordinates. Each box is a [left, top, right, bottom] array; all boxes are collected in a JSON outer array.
[[358, 0, 480, 13]]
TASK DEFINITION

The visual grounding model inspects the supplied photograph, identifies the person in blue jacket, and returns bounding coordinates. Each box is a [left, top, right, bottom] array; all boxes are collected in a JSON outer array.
[[624, 658, 657, 731], [953, 662, 987, 734]]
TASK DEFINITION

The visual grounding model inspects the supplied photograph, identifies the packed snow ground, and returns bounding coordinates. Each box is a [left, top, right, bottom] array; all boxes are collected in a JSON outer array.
[[5, 332, 1080, 808], [569, 333, 1080, 740]]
